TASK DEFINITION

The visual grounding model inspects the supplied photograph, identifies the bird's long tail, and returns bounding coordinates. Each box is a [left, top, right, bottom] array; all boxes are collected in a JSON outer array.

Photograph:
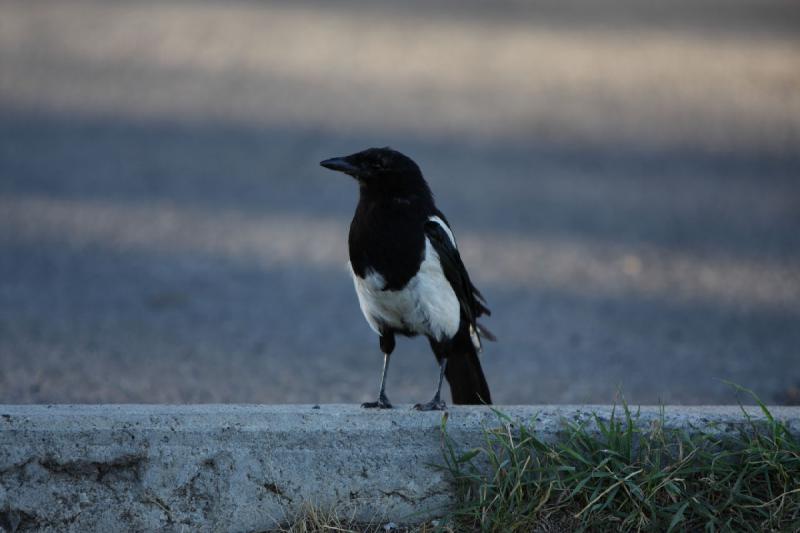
[[444, 327, 492, 405]]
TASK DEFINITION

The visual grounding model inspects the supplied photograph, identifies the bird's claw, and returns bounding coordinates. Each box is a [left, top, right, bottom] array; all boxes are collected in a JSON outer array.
[[361, 399, 393, 409], [413, 399, 448, 411]]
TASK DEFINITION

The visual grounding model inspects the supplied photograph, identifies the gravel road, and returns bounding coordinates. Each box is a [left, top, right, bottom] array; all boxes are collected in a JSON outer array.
[[1, 0, 798, 404]]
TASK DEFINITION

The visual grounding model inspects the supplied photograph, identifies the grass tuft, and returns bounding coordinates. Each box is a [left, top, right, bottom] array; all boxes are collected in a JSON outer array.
[[269, 503, 440, 533], [440, 389, 800, 532]]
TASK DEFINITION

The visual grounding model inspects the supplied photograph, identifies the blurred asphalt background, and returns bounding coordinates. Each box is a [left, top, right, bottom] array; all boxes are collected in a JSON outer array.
[[1, 0, 799, 405]]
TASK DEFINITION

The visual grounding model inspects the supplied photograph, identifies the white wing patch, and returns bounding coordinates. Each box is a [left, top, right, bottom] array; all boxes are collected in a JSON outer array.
[[350, 238, 460, 341], [429, 214, 483, 351], [428, 215, 457, 248]]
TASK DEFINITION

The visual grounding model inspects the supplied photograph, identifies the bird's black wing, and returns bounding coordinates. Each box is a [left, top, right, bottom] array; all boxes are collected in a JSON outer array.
[[424, 217, 496, 344]]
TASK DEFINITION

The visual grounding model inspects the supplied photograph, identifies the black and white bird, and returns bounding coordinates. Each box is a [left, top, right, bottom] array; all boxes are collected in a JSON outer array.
[[320, 147, 494, 410]]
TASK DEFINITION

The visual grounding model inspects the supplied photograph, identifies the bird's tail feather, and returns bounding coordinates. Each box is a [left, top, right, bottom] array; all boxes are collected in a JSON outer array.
[[444, 329, 492, 405]]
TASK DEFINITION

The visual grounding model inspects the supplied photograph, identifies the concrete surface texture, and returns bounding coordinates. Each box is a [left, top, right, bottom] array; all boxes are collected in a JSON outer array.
[[0, 0, 799, 405], [1, 404, 799, 532]]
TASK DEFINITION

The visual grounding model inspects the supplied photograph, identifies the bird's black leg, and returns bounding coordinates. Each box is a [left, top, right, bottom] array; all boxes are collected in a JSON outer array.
[[361, 352, 392, 409], [414, 358, 448, 411], [362, 333, 394, 409]]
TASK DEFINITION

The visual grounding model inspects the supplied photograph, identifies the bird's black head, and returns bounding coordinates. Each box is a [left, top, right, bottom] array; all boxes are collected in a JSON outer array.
[[320, 147, 430, 198]]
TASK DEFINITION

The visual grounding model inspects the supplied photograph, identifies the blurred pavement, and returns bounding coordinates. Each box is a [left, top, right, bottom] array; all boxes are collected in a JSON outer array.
[[1, 0, 799, 404]]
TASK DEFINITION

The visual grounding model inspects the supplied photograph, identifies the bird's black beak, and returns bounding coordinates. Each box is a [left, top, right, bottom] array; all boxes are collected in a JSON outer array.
[[320, 156, 358, 175]]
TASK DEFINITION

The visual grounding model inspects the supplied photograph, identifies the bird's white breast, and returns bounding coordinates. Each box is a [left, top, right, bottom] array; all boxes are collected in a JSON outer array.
[[351, 238, 460, 341]]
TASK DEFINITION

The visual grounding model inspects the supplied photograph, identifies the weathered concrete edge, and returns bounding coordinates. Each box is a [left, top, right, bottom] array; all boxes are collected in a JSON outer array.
[[1, 404, 798, 533]]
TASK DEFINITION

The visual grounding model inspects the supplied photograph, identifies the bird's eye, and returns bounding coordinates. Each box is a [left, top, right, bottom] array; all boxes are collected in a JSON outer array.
[[371, 159, 385, 170]]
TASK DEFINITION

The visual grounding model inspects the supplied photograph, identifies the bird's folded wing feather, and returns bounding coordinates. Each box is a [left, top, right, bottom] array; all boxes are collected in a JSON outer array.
[[424, 216, 495, 342]]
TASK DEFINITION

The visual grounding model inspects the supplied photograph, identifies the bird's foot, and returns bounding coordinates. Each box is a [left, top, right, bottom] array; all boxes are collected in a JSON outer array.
[[361, 397, 393, 409], [413, 398, 448, 411]]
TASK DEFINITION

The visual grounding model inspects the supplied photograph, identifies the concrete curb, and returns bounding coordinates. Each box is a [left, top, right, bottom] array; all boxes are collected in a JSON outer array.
[[1, 404, 799, 532]]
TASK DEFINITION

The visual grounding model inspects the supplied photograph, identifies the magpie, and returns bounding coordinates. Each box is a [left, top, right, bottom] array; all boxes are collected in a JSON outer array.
[[320, 147, 494, 411]]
